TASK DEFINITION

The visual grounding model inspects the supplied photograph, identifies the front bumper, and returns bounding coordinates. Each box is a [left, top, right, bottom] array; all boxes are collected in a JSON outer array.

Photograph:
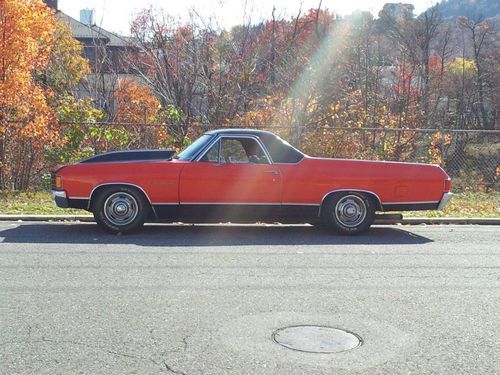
[[51, 190, 69, 208], [437, 192, 453, 210]]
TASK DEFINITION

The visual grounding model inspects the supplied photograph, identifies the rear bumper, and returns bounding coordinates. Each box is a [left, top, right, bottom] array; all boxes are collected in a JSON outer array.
[[437, 192, 453, 210], [51, 190, 69, 208]]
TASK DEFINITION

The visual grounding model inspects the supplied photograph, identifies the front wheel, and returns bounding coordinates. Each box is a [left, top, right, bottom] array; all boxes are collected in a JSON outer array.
[[93, 186, 149, 233], [321, 192, 375, 235]]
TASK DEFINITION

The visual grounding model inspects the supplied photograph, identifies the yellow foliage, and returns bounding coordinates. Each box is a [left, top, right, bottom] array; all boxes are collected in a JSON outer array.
[[47, 20, 90, 93], [447, 58, 477, 77]]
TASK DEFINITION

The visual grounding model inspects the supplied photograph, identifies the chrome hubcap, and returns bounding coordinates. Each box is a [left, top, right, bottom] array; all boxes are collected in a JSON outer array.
[[115, 203, 127, 214], [104, 192, 138, 226], [334, 195, 367, 228]]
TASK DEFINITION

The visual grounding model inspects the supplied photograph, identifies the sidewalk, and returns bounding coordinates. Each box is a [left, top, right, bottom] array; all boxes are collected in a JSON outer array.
[[0, 214, 498, 225]]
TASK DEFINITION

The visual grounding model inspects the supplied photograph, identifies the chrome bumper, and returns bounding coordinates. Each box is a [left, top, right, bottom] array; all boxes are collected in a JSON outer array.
[[437, 192, 453, 210], [51, 190, 68, 208]]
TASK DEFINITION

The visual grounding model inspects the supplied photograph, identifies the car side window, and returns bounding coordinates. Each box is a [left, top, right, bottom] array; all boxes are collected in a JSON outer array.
[[199, 140, 220, 162], [221, 139, 248, 163], [198, 136, 271, 164], [221, 138, 270, 164]]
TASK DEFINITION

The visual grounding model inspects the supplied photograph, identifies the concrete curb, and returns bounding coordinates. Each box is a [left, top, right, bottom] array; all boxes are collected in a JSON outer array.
[[0, 215, 95, 222], [374, 217, 500, 225], [0, 215, 498, 225]]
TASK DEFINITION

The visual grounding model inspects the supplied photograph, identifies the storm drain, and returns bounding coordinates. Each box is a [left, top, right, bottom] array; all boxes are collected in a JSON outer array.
[[272, 325, 362, 353]]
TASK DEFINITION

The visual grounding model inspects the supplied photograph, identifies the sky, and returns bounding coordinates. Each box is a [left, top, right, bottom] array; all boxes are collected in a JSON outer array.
[[58, 0, 439, 36]]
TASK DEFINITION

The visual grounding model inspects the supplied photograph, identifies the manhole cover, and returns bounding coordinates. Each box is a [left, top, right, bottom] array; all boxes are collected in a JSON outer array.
[[272, 325, 362, 353]]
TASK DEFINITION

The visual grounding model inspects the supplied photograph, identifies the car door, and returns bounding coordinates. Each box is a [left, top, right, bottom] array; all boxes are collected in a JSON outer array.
[[179, 135, 282, 220]]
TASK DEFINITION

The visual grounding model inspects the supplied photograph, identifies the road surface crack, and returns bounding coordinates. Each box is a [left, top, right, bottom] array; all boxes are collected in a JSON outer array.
[[182, 335, 189, 351], [163, 361, 187, 375]]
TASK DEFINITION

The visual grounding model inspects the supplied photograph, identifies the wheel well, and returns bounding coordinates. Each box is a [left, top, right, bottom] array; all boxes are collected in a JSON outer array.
[[320, 190, 382, 216], [88, 184, 154, 216]]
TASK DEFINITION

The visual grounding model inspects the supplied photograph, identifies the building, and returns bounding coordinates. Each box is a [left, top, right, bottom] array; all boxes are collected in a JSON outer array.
[[43, 0, 137, 116], [44, 0, 133, 73]]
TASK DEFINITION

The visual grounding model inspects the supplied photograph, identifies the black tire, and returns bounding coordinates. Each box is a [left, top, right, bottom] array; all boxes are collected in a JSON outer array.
[[92, 186, 149, 234], [321, 192, 375, 235]]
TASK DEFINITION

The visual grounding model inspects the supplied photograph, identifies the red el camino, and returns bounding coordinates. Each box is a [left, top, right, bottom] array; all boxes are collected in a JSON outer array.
[[51, 129, 452, 234]]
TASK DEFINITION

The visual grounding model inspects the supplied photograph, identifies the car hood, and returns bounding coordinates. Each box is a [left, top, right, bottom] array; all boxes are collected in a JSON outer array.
[[80, 150, 176, 164]]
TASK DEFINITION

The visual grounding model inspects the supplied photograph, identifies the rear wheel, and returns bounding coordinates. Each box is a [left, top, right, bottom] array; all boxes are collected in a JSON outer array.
[[321, 192, 375, 235], [92, 186, 149, 233]]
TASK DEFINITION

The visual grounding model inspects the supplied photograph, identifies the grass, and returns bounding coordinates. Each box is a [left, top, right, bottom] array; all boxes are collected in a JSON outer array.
[[0, 191, 83, 215], [406, 192, 500, 218], [0, 191, 498, 218]]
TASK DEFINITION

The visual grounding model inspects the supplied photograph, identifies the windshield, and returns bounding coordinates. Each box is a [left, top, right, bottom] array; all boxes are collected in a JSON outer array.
[[176, 134, 213, 161]]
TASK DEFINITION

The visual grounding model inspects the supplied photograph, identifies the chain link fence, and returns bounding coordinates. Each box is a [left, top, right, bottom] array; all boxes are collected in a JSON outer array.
[[7, 122, 499, 192]]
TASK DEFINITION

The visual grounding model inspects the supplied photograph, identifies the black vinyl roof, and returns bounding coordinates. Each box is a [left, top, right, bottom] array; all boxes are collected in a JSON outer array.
[[205, 129, 276, 137]]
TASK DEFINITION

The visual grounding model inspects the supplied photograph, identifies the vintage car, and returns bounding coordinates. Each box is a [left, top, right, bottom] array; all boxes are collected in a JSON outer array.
[[51, 129, 453, 234]]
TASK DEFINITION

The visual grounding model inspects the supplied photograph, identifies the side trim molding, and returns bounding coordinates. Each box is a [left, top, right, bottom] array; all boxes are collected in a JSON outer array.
[[381, 202, 439, 211], [180, 202, 280, 206], [177, 202, 320, 206], [383, 200, 440, 205]]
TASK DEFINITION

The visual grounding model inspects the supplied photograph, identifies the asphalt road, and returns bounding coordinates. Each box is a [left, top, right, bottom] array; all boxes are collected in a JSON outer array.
[[0, 222, 498, 374]]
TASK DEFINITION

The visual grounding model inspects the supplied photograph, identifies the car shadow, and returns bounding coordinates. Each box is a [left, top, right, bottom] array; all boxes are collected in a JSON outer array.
[[0, 222, 433, 246]]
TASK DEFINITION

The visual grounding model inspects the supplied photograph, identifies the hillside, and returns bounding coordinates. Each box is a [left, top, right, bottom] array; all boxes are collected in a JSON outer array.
[[436, 0, 500, 20]]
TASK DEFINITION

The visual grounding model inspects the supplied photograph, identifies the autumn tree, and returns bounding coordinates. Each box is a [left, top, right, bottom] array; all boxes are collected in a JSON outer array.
[[378, 5, 444, 128], [114, 79, 159, 123], [0, 0, 57, 189], [457, 16, 496, 129], [0, 0, 91, 190], [45, 19, 90, 97], [77, 29, 124, 120], [128, 10, 205, 144]]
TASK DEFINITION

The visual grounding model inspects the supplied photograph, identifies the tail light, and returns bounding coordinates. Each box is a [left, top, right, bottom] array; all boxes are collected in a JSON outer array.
[[444, 178, 451, 192]]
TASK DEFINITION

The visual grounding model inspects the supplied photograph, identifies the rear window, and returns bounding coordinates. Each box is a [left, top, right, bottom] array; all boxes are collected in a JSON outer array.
[[260, 134, 304, 163]]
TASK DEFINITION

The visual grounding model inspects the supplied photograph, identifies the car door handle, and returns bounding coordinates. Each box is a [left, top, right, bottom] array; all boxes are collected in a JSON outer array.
[[262, 170, 279, 175], [212, 163, 224, 167]]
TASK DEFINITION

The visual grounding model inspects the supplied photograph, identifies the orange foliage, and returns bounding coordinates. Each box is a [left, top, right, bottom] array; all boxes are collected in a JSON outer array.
[[0, 0, 56, 138], [113, 79, 160, 124], [0, 0, 60, 189], [0, 0, 91, 189], [112, 79, 167, 151], [428, 54, 442, 73]]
